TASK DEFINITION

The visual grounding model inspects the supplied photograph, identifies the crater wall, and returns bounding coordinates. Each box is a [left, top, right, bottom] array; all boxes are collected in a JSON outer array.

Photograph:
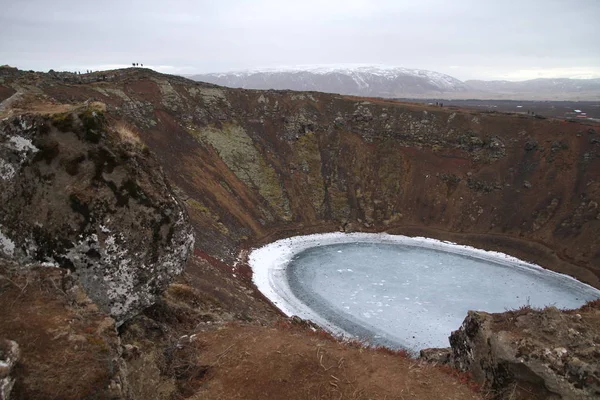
[[3, 67, 599, 287]]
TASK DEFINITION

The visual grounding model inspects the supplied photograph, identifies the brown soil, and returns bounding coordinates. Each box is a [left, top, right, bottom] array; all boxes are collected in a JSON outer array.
[[2, 67, 599, 399], [3, 68, 598, 287], [117, 266, 484, 400], [0, 93, 84, 118], [176, 322, 483, 400], [0, 85, 16, 103], [0, 263, 123, 400]]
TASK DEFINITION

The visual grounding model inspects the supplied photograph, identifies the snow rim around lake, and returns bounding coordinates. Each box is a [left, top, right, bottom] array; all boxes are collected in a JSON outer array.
[[248, 232, 600, 348]]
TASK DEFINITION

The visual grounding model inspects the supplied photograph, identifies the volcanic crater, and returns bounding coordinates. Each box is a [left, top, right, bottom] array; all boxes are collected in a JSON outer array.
[[1, 66, 599, 400]]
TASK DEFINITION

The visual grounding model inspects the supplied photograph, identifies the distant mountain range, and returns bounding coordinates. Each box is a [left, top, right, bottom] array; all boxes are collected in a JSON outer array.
[[189, 66, 600, 101], [463, 78, 600, 100]]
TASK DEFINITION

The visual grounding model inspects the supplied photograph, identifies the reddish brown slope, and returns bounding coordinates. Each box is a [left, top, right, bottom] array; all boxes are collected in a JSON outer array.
[[3, 67, 599, 288], [2, 67, 599, 400]]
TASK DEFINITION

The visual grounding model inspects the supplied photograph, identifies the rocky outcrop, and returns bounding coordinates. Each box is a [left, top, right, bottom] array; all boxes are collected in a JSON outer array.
[[0, 339, 19, 400], [0, 261, 133, 400], [448, 303, 600, 399], [0, 108, 194, 324], [2, 68, 599, 288], [0, 66, 599, 400], [419, 347, 452, 365]]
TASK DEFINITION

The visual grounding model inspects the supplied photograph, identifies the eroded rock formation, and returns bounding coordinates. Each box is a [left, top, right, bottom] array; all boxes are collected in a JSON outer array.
[[0, 108, 194, 323], [0, 338, 19, 400], [444, 302, 600, 399], [0, 66, 599, 400], [2, 67, 597, 288]]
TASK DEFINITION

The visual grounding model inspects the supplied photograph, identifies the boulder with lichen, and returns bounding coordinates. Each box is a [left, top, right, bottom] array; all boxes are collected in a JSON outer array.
[[0, 108, 194, 324], [448, 303, 600, 399]]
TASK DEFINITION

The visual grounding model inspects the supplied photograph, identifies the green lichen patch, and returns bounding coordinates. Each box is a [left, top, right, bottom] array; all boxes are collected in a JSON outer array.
[[328, 187, 350, 220], [186, 198, 229, 235], [79, 109, 105, 143], [51, 112, 74, 132], [189, 123, 291, 221], [293, 131, 325, 214]]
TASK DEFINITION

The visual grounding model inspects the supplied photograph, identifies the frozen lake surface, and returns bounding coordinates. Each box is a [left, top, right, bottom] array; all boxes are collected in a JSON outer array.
[[249, 233, 600, 352]]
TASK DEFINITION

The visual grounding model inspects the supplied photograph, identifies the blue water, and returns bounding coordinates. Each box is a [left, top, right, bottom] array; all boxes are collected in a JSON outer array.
[[286, 242, 599, 352]]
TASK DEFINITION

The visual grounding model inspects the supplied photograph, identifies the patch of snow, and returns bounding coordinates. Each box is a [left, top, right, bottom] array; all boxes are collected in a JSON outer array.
[[206, 64, 466, 91]]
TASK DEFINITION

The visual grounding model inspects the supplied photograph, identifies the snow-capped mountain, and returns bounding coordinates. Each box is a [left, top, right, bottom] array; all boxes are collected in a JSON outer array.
[[189, 65, 600, 100], [191, 65, 469, 98]]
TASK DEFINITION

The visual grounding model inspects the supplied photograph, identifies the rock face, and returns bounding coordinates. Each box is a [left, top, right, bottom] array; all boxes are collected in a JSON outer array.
[[0, 339, 19, 400], [449, 303, 600, 399], [2, 68, 599, 289], [0, 67, 599, 400], [0, 109, 194, 324], [419, 347, 452, 365]]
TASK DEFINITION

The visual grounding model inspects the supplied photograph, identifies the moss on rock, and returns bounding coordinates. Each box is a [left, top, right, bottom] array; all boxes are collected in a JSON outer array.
[[189, 123, 291, 221]]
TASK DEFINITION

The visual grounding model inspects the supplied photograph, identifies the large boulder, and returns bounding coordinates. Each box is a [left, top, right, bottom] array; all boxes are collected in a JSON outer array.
[[0, 339, 19, 400], [449, 304, 600, 399], [0, 108, 194, 324]]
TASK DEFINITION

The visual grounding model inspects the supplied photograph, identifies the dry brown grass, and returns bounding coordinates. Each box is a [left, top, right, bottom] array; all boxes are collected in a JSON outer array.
[[127, 350, 177, 400], [113, 120, 143, 146], [579, 298, 600, 311], [0, 264, 121, 400], [0, 92, 106, 119], [182, 321, 483, 400]]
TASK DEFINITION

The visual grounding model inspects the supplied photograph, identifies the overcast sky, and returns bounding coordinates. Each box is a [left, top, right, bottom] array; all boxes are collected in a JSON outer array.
[[1, 0, 599, 81]]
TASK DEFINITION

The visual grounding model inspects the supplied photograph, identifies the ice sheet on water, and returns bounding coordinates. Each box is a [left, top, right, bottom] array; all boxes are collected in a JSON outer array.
[[249, 233, 600, 353]]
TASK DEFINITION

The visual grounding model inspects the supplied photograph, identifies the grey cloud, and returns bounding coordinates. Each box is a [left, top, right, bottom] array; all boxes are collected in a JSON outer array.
[[0, 0, 598, 80]]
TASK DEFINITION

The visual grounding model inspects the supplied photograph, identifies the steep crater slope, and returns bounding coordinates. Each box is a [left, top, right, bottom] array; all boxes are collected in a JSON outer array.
[[1, 67, 599, 399], [3, 67, 598, 288]]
